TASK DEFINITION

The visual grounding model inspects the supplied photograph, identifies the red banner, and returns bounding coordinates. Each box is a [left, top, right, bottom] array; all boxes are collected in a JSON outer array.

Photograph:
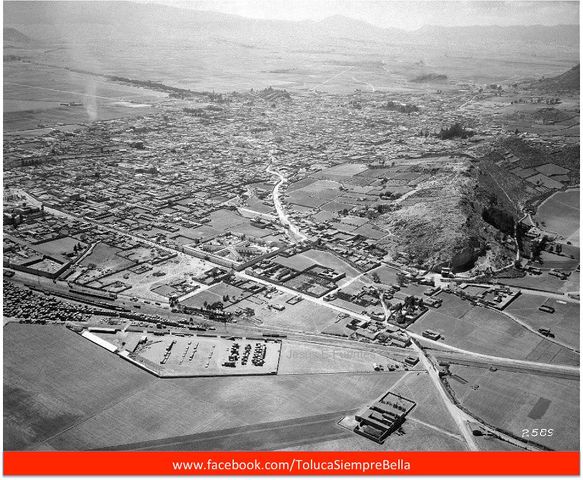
[[3, 451, 580, 476]]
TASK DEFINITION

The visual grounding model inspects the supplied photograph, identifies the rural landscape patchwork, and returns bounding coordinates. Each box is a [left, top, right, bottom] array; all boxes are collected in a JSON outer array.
[[3, 1, 580, 454]]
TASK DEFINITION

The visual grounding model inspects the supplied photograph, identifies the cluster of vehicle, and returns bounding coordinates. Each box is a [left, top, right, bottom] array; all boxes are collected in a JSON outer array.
[[252, 343, 267, 367]]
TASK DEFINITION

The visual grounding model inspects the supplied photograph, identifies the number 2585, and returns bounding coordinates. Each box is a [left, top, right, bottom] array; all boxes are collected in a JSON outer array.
[[521, 429, 553, 437]]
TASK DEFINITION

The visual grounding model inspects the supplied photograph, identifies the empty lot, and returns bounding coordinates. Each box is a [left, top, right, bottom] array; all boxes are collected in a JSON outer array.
[[447, 365, 579, 451], [4, 323, 398, 451]]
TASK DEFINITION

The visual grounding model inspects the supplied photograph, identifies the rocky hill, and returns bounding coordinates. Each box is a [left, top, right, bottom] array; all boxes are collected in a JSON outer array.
[[536, 64, 579, 92], [3, 27, 32, 44], [376, 161, 516, 273]]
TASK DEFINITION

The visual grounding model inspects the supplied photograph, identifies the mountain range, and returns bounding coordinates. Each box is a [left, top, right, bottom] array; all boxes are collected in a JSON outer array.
[[4, 1, 579, 47], [3, 1, 579, 91]]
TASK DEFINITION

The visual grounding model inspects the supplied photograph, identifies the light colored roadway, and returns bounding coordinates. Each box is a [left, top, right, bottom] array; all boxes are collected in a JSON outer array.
[[411, 341, 478, 451], [14, 188, 579, 452], [310, 66, 354, 92], [266, 164, 308, 243], [410, 331, 579, 377], [17, 187, 581, 378]]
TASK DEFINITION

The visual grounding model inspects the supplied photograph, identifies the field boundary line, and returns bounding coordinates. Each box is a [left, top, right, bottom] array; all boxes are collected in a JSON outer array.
[[26, 380, 156, 451]]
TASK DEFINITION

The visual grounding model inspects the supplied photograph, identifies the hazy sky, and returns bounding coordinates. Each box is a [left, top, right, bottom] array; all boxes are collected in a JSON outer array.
[[140, 0, 580, 30]]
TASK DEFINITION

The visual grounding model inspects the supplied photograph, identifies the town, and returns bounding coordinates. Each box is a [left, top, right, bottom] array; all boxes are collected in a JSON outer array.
[[3, 2, 580, 457]]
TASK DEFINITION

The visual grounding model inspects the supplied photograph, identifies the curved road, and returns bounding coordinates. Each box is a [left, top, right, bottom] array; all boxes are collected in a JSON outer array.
[[14, 187, 579, 452], [266, 164, 308, 243]]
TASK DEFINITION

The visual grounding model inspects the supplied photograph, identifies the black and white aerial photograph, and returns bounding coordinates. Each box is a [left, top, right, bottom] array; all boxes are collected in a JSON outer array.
[[3, 0, 580, 458]]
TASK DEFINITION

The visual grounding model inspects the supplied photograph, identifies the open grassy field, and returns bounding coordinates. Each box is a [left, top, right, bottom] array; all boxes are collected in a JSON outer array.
[[283, 419, 467, 452], [79, 243, 134, 272], [277, 340, 398, 374], [389, 372, 461, 437], [536, 189, 579, 244], [373, 265, 400, 285], [432, 292, 474, 318], [101, 411, 356, 451], [560, 270, 581, 294], [410, 300, 578, 365], [505, 294, 579, 349], [3, 324, 153, 450], [250, 294, 341, 333], [498, 271, 570, 293], [4, 323, 420, 451], [537, 251, 580, 271], [287, 180, 343, 208], [33, 236, 86, 259], [301, 248, 365, 280], [447, 365, 579, 451], [43, 372, 400, 451], [473, 434, 522, 451]]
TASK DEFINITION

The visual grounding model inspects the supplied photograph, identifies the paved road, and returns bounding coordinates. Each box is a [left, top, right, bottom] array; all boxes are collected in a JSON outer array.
[[266, 164, 308, 243], [411, 332, 579, 377], [238, 269, 581, 378], [13, 188, 579, 452], [433, 352, 580, 380], [237, 207, 277, 221], [411, 342, 478, 451], [515, 286, 579, 302]]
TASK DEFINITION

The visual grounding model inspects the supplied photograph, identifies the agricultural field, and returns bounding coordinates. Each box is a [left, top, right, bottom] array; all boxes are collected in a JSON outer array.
[[560, 270, 581, 294], [102, 411, 356, 451], [472, 434, 523, 452], [285, 419, 468, 452], [505, 294, 580, 349], [37, 371, 400, 451], [535, 189, 580, 244], [537, 251, 580, 271], [498, 271, 572, 293], [286, 180, 343, 209], [432, 292, 474, 318], [446, 365, 579, 451], [410, 298, 579, 365], [3, 323, 153, 451], [5, 322, 423, 451]]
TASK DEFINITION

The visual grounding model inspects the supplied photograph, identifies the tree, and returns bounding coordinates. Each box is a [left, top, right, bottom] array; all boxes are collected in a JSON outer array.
[[403, 295, 415, 312], [394, 310, 405, 324], [396, 272, 406, 287]]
